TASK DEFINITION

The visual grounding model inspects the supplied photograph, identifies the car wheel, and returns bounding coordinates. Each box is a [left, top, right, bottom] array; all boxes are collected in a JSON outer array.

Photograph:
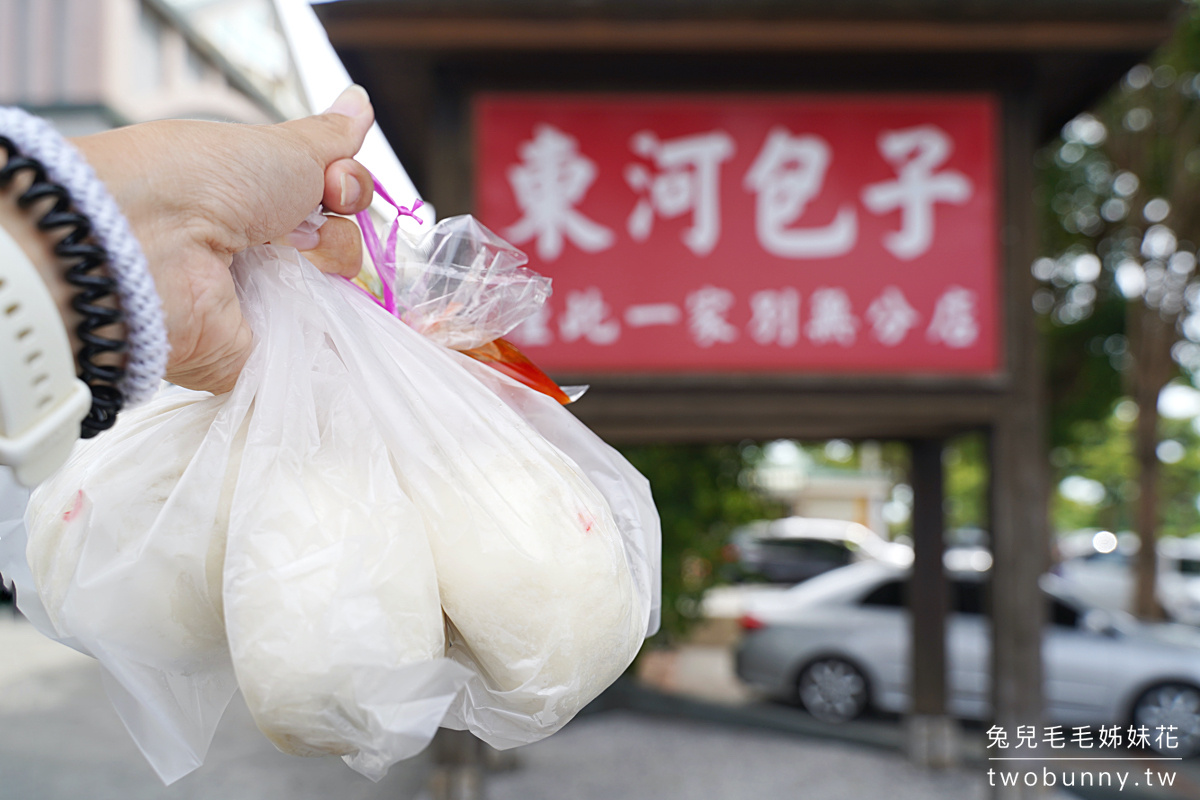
[[797, 658, 868, 723], [1133, 683, 1200, 757]]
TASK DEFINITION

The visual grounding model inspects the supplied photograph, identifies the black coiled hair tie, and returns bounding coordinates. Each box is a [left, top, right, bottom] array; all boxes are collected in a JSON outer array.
[[0, 135, 125, 437]]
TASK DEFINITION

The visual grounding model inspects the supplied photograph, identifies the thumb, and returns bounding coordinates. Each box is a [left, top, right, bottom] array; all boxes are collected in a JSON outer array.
[[283, 85, 374, 166]]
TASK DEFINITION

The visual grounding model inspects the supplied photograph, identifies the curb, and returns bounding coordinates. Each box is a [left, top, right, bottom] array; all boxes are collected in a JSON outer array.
[[583, 678, 908, 754]]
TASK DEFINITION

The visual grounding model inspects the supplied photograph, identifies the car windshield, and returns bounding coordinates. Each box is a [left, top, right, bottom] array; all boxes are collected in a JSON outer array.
[[1049, 597, 1080, 628], [771, 562, 903, 607], [859, 576, 1081, 626], [753, 538, 853, 562], [1082, 550, 1130, 565]]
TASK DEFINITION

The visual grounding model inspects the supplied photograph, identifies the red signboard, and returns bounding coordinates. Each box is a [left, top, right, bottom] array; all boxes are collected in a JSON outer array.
[[475, 94, 999, 375]]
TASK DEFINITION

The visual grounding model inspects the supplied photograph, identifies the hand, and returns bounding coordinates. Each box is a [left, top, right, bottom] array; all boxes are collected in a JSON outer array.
[[71, 85, 377, 394]]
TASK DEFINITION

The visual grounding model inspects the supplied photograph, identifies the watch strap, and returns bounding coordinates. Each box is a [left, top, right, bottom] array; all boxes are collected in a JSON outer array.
[[0, 223, 90, 485]]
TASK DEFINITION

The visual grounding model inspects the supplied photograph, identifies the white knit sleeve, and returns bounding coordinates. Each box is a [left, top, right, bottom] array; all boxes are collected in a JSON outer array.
[[0, 107, 168, 406]]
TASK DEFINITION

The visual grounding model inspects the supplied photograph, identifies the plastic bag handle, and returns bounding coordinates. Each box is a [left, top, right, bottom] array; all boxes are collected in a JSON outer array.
[[353, 176, 424, 314]]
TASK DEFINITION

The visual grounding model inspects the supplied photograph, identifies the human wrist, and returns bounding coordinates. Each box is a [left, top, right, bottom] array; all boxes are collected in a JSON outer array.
[[70, 127, 174, 254]]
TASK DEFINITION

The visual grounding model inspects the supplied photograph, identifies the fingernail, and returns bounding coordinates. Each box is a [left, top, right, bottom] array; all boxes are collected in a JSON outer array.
[[340, 173, 360, 207], [324, 85, 371, 121], [281, 229, 321, 251]]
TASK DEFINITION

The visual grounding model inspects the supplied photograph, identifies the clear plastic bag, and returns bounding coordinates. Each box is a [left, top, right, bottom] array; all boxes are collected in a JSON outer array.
[[392, 214, 551, 351], [17, 388, 244, 781], [12, 232, 660, 782]]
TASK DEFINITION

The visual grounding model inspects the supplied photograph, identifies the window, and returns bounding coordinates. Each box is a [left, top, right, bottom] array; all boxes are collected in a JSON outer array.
[[1049, 598, 1080, 629], [1083, 550, 1130, 566], [1177, 558, 1200, 576], [135, 5, 165, 95], [861, 579, 906, 608], [759, 539, 853, 565], [951, 580, 987, 616], [861, 578, 1074, 627]]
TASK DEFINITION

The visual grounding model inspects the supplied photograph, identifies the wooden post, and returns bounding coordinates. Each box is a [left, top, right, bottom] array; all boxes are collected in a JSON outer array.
[[989, 420, 1048, 799], [910, 438, 947, 718], [906, 437, 958, 767], [988, 90, 1049, 800], [427, 729, 486, 800]]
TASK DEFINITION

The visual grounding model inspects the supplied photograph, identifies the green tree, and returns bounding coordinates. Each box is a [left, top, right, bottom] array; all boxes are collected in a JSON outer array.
[[1051, 397, 1200, 540], [1036, 6, 1200, 617], [943, 433, 989, 533], [619, 442, 783, 642]]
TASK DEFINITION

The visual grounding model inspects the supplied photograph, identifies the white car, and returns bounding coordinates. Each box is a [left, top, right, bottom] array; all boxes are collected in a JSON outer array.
[[724, 517, 912, 585], [1056, 533, 1200, 625], [735, 561, 1200, 756]]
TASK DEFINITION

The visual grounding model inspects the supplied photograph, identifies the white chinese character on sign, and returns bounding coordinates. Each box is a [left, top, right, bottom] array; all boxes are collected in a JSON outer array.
[[748, 288, 800, 346], [861, 125, 973, 260], [625, 130, 735, 256], [806, 287, 858, 346], [624, 303, 683, 328], [744, 128, 857, 259], [559, 287, 620, 345], [686, 286, 739, 346], [866, 286, 920, 346], [926, 286, 979, 348], [505, 125, 615, 262], [509, 302, 554, 347]]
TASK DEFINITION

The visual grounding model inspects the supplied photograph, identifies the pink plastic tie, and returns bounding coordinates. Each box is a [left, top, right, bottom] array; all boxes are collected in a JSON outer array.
[[353, 176, 424, 315]]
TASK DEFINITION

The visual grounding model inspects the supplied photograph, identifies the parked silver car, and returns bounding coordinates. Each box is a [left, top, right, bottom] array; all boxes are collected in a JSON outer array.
[[735, 561, 1200, 756], [1055, 532, 1200, 626]]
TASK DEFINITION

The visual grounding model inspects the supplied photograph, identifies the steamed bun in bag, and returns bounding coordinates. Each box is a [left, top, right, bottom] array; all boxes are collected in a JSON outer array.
[[423, 427, 642, 732], [26, 390, 234, 665], [439, 354, 662, 744], [221, 249, 458, 776]]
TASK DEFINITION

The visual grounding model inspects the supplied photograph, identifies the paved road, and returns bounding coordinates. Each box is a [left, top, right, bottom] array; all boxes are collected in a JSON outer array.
[[0, 614, 429, 800]]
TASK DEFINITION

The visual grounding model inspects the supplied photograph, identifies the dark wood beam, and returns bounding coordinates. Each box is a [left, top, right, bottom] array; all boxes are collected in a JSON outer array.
[[322, 18, 1171, 54], [566, 387, 1003, 443]]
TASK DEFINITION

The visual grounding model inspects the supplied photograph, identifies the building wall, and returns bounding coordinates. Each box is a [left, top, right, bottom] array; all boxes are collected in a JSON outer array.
[[0, 0, 277, 134]]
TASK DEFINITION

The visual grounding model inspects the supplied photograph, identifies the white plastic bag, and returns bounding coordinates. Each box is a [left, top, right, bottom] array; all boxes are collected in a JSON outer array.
[[20, 388, 244, 781], [16, 233, 660, 781]]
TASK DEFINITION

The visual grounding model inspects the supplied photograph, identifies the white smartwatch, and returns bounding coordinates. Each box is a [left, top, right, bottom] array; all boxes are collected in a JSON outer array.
[[0, 223, 90, 486]]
